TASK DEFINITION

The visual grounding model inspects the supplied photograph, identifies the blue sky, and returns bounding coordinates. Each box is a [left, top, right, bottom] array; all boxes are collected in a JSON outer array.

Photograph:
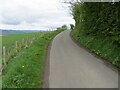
[[0, 0, 75, 30]]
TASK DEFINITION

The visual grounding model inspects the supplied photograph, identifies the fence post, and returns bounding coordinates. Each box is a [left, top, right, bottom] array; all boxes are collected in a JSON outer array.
[[22, 39, 24, 44], [22, 39, 24, 47], [25, 38, 27, 45], [3, 46, 7, 67], [26, 37, 28, 45], [30, 39, 32, 44], [28, 37, 29, 44], [16, 41, 18, 52]]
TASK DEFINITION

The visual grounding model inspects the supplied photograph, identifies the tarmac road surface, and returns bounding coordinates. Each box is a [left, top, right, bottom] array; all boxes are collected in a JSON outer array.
[[49, 30, 118, 88]]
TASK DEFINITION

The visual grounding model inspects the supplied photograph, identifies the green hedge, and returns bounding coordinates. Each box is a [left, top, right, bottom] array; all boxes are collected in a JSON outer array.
[[72, 2, 120, 45], [71, 2, 120, 68]]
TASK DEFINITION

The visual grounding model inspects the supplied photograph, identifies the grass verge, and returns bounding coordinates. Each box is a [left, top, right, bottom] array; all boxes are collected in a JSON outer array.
[[2, 29, 64, 88], [71, 30, 120, 69]]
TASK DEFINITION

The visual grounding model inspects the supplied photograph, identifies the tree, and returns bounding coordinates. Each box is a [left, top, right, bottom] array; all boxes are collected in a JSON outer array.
[[62, 25, 68, 29], [70, 24, 74, 30], [57, 27, 61, 30]]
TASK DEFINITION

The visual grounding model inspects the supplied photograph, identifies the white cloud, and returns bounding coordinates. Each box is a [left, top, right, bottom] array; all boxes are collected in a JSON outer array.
[[0, 0, 75, 30]]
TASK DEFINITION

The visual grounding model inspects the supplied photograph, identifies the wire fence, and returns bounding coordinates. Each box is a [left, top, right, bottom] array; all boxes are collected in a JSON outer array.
[[1, 32, 49, 74]]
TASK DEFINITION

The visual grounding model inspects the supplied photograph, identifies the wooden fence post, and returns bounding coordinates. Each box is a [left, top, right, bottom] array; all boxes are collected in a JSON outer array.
[[26, 37, 28, 45], [16, 41, 18, 52], [25, 38, 27, 46], [30, 38, 33, 44], [3, 46, 6, 66], [22, 39, 24, 48], [28, 37, 30, 45], [22, 39, 24, 44]]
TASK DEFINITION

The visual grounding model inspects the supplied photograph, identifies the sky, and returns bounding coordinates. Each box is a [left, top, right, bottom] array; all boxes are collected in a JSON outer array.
[[0, 0, 75, 30]]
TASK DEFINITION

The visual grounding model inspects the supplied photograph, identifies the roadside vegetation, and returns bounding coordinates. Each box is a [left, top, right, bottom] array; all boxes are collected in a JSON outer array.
[[1, 32, 46, 68], [2, 29, 65, 88], [69, 1, 120, 68], [2, 32, 45, 47]]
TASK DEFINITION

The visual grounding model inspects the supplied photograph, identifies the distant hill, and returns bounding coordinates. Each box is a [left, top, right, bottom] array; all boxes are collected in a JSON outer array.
[[0, 29, 46, 35]]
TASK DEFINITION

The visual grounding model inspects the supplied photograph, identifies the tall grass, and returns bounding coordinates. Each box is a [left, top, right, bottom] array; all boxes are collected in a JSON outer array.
[[1, 32, 47, 68], [71, 30, 120, 68], [2, 29, 64, 88]]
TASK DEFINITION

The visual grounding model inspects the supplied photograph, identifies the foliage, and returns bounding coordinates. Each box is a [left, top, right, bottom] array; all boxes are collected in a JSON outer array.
[[70, 24, 75, 30], [2, 29, 65, 88], [1, 32, 46, 65], [57, 27, 61, 30], [71, 30, 120, 68], [72, 2, 120, 45], [62, 25, 68, 29], [70, 2, 120, 68]]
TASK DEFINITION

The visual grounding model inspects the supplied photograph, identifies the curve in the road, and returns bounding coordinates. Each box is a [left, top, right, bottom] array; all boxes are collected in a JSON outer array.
[[49, 30, 118, 88]]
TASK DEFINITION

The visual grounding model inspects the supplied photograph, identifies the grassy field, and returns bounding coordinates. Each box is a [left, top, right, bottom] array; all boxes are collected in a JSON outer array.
[[0, 36, 1, 53], [1, 32, 48, 66], [71, 30, 120, 69], [2, 32, 45, 47], [2, 29, 64, 88]]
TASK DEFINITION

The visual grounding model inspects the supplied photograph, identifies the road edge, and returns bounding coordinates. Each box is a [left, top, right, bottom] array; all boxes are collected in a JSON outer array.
[[70, 31, 120, 89], [70, 31, 119, 72], [42, 30, 65, 88]]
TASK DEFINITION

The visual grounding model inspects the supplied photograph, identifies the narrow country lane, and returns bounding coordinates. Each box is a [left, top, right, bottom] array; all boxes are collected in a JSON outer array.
[[49, 30, 118, 88]]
